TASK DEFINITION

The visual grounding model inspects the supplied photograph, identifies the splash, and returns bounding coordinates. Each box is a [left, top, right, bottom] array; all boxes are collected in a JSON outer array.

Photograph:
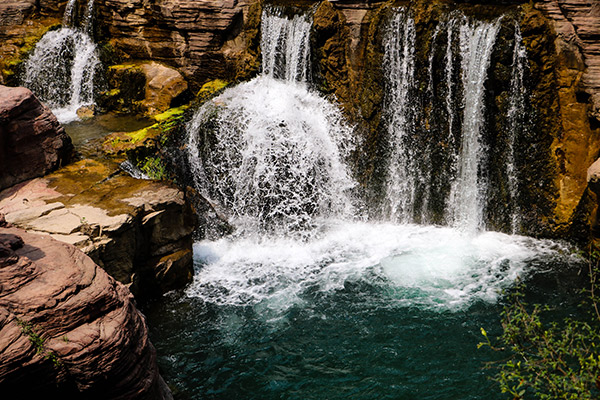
[[22, 0, 99, 123]]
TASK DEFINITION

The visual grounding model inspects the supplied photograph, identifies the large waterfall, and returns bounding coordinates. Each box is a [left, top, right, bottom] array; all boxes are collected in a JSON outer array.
[[381, 11, 527, 234], [22, 0, 100, 123], [186, 7, 355, 236], [158, 7, 583, 400]]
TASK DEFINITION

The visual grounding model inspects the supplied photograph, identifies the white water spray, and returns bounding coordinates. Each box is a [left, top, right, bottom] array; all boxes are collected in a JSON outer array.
[[23, 0, 99, 123], [506, 23, 528, 233], [382, 10, 418, 223], [186, 9, 354, 237], [446, 17, 501, 233]]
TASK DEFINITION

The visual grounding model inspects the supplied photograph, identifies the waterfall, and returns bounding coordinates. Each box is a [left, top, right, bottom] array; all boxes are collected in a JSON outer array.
[[186, 8, 355, 237], [382, 10, 502, 233], [382, 10, 418, 223], [22, 0, 100, 123], [260, 7, 312, 82], [505, 23, 528, 233], [446, 17, 501, 233]]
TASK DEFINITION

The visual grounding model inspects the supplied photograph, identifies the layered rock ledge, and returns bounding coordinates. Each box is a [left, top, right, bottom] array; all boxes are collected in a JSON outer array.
[[0, 223, 173, 399], [0, 158, 196, 298]]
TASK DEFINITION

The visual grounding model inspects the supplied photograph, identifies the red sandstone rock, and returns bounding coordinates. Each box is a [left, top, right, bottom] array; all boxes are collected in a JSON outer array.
[[0, 227, 173, 399], [0, 85, 73, 191], [97, 0, 260, 86], [536, 0, 600, 114]]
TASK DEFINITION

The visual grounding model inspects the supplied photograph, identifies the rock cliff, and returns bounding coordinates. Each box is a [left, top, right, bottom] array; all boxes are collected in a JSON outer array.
[[0, 222, 173, 399], [0, 85, 73, 191], [97, 0, 262, 89]]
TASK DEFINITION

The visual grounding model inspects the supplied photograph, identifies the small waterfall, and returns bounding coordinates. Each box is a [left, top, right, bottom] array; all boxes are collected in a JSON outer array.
[[446, 17, 501, 232], [260, 7, 312, 82], [505, 23, 528, 233], [186, 9, 355, 236], [22, 0, 99, 123], [382, 10, 418, 223]]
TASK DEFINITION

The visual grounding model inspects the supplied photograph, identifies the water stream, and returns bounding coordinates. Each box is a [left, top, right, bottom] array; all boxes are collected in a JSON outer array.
[[149, 7, 584, 399], [22, 0, 100, 123]]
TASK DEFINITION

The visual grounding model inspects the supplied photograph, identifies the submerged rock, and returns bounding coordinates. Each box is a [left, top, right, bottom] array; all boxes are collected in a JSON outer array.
[[0, 222, 172, 399], [0, 85, 73, 191]]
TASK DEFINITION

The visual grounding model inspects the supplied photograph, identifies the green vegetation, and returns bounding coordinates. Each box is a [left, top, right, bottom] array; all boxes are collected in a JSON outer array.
[[480, 261, 600, 399], [16, 318, 62, 368], [197, 79, 229, 103], [139, 156, 167, 180]]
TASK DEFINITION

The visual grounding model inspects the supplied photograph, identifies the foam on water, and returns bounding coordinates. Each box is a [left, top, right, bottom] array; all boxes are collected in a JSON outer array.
[[187, 222, 575, 314]]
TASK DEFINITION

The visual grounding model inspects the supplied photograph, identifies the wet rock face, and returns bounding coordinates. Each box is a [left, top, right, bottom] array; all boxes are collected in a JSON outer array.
[[0, 225, 173, 399], [0, 85, 73, 192]]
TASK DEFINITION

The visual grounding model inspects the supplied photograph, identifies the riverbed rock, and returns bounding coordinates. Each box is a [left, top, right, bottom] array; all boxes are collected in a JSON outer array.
[[0, 85, 73, 192], [0, 158, 196, 299], [0, 224, 173, 399]]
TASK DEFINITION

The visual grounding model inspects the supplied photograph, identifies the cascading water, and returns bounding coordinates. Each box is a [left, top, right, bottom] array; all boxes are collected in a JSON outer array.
[[186, 7, 355, 236], [447, 17, 501, 232], [22, 0, 100, 123], [505, 23, 528, 233], [153, 7, 584, 400], [382, 10, 418, 223], [261, 8, 312, 82]]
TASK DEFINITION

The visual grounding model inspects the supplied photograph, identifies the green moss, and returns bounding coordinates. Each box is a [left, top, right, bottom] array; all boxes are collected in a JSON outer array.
[[197, 80, 229, 103], [0, 21, 61, 84], [153, 105, 189, 123]]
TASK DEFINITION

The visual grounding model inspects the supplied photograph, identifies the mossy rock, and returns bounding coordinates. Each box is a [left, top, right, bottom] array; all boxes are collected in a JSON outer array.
[[197, 80, 229, 103]]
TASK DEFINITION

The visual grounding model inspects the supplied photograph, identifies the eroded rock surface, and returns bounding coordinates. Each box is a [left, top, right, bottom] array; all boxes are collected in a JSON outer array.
[[0, 159, 195, 298], [0, 85, 73, 192], [97, 0, 262, 88], [0, 223, 173, 399]]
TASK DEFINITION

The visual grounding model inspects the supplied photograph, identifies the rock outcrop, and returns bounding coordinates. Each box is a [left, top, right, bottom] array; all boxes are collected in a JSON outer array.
[[97, 0, 262, 89], [0, 85, 73, 191], [0, 1, 61, 85], [99, 62, 189, 116], [535, 0, 600, 116], [0, 158, 196, 299], [0, 221, 173, 399]]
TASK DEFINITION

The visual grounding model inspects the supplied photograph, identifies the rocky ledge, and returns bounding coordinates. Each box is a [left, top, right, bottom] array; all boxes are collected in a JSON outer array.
[[0, 220, 172, 399], [0, 158, 196, 299], [0, 85, 72, 191]]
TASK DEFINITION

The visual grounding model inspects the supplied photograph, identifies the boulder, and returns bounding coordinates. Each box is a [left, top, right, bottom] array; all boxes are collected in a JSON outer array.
[[0, 85, 73, 191], [140, 62, 188, 115], [0, 158, 196, 299], [100, 62, 188, 116], [0, 224, 173, 399]]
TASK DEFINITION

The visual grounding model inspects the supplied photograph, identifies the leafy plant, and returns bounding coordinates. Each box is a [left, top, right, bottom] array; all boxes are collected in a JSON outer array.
[[139, 156, 166, 180], [480, 256, 600, 399], [16, 318, 62, 368]]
